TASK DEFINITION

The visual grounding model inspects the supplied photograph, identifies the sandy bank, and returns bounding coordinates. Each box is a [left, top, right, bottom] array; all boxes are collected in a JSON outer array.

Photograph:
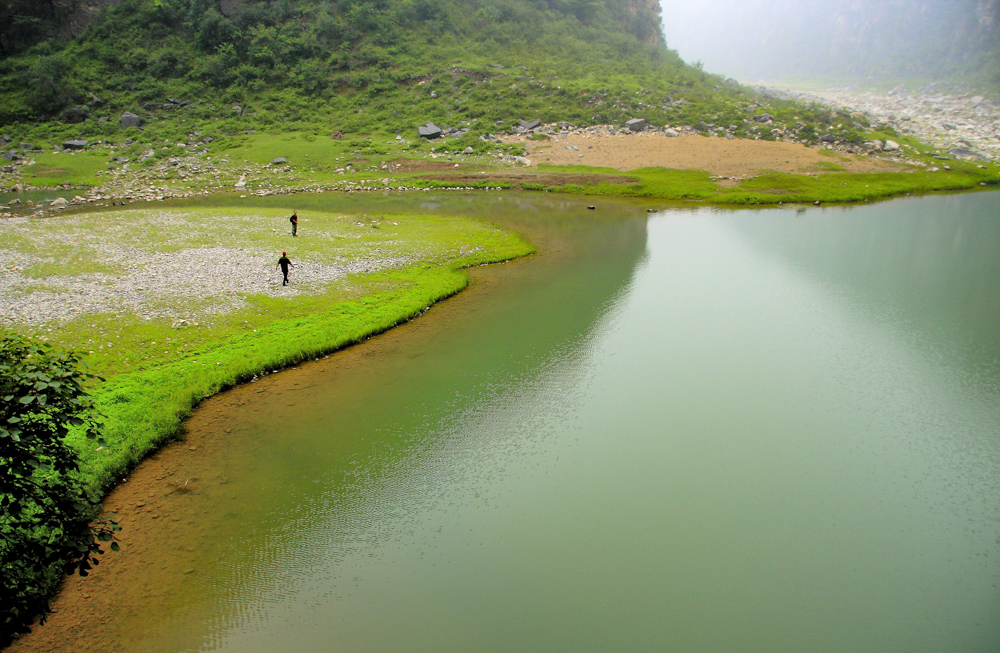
[[507, 132, 907, 178]]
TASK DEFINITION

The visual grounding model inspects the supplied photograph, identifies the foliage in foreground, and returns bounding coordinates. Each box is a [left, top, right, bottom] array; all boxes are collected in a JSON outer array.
[[0, 332, 120, 647]]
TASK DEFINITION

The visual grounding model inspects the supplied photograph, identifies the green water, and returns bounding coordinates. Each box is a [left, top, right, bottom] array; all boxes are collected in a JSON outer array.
[[86, 192, 1000, 651]]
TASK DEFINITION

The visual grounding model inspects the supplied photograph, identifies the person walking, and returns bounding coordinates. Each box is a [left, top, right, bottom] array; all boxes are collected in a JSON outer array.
[[289, 210, 298, 237], [276, 251, 295, 286]]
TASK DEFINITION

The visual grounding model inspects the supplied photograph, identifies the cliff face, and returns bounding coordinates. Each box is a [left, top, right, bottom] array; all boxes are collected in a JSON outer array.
[[622, 0, 663, 46]]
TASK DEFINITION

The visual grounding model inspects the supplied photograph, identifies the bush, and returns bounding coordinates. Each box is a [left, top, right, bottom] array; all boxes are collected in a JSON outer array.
[[1, 332, 119, 647]]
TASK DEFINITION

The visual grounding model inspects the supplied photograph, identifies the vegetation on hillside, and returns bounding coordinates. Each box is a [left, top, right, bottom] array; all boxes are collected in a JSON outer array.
[[0, 0, 895, 151]]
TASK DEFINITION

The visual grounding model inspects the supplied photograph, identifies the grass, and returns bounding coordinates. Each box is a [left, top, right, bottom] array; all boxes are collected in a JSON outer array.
[[501, 160, 1000, 205], [2, 204, 534, 492]]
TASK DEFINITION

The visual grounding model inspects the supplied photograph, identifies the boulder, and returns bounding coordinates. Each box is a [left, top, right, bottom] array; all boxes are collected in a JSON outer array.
[[949, 147, 988, 161], [820, 134, 837, 143], [664, 128, 679, 137], [417, 122, 442, 139], [0, 135, 10, 144], [88, 92, 103, 106], [271, 157, 288, 165], [624, 118, 647, 132], [120, 111, 141, 128], [62, 139, 89, 150], [883, 140, 901, 152], [50, 197, 69, 208], [518, 119, 541, 130], [753, 113, 775, 123], [231, 105, 243, 115], [3, 151, 22, 161], [19, 143, 35, 151], [62, 107, 89, 123], [111, 156, 129, 164], [1, 166, 14, 173], [462, 146, 474, 154]]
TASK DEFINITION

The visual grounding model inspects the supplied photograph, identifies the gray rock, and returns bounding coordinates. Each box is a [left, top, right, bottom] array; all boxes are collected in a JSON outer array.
[[518, 119, 541, 130], [232, 105, 243, 115], [462, 146, 474, 154], [2, 151, 21, 162], [88, 92, 103, 106], [820, 134, 837, 143], [19, 143, 35, 151], [949, 147, 988, 161], [417, 123, 442, 139], [1, 166, 13, 173], [565, 145, 579, 151], [271, 157, 288, 165], [624, 118, 647, 132], [430, 90, 438, 98], [664, 128, 679, 137], [883, 140, 901, 151], [753, 113, 775, 123], [62, 139, 89, 150], [120, 111, 141, 128], [50, 197, 69, 208], [62, 107, 89, 123], [0, 135, 10, 144], [110, 156, 129, 164]]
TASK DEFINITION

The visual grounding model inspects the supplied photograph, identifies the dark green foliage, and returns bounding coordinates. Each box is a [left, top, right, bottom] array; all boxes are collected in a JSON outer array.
[[1, 332, 119, 647]]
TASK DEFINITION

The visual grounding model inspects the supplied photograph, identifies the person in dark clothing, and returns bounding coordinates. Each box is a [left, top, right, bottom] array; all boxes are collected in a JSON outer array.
[[289, 210, 298, 236], [276, 251, 295, 286]]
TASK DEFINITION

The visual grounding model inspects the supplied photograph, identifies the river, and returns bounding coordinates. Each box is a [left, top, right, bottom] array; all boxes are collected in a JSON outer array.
[[15, 191, 1000, 652]]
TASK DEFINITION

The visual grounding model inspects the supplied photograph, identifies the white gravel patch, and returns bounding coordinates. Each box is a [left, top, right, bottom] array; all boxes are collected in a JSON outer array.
[[0, 244, 411, 326]]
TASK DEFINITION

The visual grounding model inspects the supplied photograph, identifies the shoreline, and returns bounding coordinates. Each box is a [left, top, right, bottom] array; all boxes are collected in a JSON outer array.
[[6, 238, 536, 653], [3, 128, 998, 221]]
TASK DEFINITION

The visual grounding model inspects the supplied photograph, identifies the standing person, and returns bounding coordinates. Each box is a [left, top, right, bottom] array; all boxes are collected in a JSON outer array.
[[289, 210, 298, 237], [276, 251, 295, 286]]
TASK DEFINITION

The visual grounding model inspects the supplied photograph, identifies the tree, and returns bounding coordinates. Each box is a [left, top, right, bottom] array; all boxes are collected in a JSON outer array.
[[1, 331, 119, 647]]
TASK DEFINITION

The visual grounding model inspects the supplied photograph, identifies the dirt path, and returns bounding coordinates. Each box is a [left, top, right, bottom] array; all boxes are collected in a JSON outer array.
[[508, 132, 907, 177]]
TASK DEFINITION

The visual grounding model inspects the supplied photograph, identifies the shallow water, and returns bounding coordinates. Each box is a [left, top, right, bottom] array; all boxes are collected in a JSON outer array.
[[26, 191, 1000, 652]]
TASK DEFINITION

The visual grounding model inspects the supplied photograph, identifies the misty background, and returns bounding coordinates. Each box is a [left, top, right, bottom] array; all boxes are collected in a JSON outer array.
[[658, 0, 1000, 89]]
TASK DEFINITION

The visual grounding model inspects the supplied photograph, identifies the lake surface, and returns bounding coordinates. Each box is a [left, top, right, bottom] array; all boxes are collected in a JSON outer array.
[[39, 192, 1000, 651]]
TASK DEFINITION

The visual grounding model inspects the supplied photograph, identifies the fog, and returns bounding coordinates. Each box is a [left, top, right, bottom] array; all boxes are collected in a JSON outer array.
[[659, 0, 1000, 86]]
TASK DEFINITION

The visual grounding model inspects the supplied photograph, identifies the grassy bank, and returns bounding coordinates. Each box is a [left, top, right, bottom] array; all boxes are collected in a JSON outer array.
[[4, 127, 997, 212], [521, 161, 1000, 205], [1, 204, 534, 491]]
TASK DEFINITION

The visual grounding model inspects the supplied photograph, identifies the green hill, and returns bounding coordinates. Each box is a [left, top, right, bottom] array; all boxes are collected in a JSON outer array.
[[0, 0, 869, 146]]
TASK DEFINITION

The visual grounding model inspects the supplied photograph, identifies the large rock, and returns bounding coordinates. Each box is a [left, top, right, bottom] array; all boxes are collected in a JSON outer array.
[[753, 113, 775, 123], [883, 140, 901, 152], [518, 119, 541, 130], [820, 134, 837, 143], [62, 139, 89, 150], [2, 151, 22, 161], [271, 157, 288, 165], [624, 118, 647, 132], [231, 105, 243, 115], [417, 122, 442, 139], [62, 107, 89, 123], [120, 111, 141, 128], [664, 128, 679, 137], [50, 197, 69, 208], [949, 147, 988, 161]]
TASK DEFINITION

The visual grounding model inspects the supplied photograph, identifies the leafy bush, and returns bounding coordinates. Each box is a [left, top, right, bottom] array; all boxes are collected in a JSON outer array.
[[1, 332, 119, 647]]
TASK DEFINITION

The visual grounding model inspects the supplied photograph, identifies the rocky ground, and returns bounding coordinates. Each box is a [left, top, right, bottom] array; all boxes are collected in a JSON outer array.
[[0, 209, 413, 328], [764, 85, 1000, 162]]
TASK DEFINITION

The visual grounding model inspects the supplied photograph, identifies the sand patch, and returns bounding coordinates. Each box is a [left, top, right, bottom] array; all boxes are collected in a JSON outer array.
[[509, 132, 908, 178]]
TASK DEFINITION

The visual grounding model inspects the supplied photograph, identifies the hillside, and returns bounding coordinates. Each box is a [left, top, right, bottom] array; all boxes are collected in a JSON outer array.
[[0, 0, 898, 152]]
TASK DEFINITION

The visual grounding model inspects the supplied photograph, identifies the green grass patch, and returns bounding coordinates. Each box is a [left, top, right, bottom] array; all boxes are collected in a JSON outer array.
[[3, 205, 534, 492]]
